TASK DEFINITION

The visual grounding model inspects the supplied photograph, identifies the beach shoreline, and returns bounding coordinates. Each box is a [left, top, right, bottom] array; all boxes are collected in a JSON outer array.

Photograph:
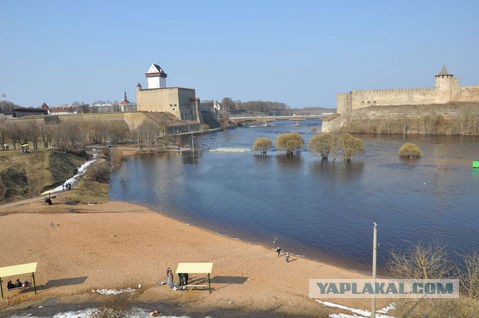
[[0, 198, 387, 317]]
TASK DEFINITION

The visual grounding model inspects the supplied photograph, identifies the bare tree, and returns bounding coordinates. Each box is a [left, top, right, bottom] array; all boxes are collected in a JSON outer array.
[[460, 252, 479, 299], [387, 242, 454, 279]]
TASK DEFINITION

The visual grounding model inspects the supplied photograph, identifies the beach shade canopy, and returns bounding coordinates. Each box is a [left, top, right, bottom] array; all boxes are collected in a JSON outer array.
[[0, 262, 38, 298], [176, 262, 213, 292], [473, 161, 479, 169]]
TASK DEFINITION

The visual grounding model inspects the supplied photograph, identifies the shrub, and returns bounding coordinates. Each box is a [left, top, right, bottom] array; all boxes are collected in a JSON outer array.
[[399, 142, 422, 159]]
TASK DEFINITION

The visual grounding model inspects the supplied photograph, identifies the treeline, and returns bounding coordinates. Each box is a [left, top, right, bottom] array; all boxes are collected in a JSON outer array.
[[0, 119, 168, 150], [220, 97, 290, 115], [0, 101, 23, 114]]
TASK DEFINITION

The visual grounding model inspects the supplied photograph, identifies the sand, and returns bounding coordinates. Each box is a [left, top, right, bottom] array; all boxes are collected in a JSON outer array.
[[0, 198, 389, 317]]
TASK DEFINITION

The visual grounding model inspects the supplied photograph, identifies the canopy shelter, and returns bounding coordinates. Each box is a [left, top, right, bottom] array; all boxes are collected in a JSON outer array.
[[473, 161, 479, 169], [176, 262, 213, 292], [0, 262, 37, 298]]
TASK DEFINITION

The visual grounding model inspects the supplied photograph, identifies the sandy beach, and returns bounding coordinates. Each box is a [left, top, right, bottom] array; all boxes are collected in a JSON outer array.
[[0, 198, 389, 317]]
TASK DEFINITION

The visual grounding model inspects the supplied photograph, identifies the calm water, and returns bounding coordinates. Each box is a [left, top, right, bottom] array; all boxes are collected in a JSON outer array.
[[110, 120, 479, 271]]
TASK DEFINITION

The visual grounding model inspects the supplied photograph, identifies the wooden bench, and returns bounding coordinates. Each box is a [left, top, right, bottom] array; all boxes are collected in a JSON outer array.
[[184, 284, 207, 290]]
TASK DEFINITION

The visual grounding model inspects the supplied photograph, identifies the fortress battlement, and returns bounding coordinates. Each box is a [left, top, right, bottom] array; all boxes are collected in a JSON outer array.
[[334, 67, 479, 116]]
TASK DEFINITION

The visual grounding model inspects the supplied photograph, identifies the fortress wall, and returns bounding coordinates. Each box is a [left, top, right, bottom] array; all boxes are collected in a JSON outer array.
[[350, 87, 437, 110], [137, 88, 181, 118], [455, 86, 479, 102]]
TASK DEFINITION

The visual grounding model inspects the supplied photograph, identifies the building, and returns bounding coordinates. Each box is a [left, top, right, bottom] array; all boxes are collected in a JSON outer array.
[[13, 108, 48, 117], [48, 106, 78, 115], [136, 64, 199, 122], [322, 67, 479, 133], [336, 66, 479, 115]]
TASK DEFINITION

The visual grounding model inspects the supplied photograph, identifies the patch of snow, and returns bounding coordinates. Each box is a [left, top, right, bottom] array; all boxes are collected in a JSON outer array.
[[92, 287, 136, 295], [315, 299, 396, 318]]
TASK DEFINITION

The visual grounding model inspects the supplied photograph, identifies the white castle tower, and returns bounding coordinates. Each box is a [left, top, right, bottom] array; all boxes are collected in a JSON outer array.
[[146, 64, 167, 89]]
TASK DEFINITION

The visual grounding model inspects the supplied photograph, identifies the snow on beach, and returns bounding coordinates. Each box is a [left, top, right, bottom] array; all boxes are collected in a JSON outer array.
[[92, 287, 136, 295], [315, 299, 396, 318], [9, 307, 196, 318]]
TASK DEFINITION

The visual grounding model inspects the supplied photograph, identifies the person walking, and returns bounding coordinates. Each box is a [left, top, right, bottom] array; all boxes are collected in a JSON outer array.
[[276, 247, 281, 256], [166, 267, 174, 288]]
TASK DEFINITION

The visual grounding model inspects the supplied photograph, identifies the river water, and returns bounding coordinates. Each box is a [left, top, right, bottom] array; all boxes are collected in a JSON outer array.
[[110, 119, 479, 271]]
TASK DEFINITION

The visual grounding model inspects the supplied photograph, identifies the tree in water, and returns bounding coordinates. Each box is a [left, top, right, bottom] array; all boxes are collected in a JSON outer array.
[[399, 142, 422, 160], [252, 137, 272, 156], [337, 133, 364, 162], [308, 133, 334, 160], [275, 132, 304, 157]]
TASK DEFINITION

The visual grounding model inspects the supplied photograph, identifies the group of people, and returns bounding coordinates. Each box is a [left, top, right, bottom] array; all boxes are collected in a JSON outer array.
[[7, 279, 30, 289], [276, 246, 290, 262], [166, 267, 189, 289]]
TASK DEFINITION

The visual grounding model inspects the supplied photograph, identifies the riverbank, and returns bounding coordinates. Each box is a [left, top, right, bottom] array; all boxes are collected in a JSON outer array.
[[0, 198, 389, 317]]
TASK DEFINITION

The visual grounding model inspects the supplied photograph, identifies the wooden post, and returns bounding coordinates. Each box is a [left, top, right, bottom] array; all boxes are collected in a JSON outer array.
[[32, 272, 37, 294], [208, 273, 211, 293], [0, 277, 4, 298]]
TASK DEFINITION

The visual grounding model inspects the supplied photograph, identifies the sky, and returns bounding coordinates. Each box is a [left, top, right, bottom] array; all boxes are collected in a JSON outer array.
[[1, 0, 478, 108]]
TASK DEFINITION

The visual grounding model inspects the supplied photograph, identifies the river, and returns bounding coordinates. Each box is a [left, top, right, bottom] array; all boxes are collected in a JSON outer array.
[[110, 119, 479, 271]]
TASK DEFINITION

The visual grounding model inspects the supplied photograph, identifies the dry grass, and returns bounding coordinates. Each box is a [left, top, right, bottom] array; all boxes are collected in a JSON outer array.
[[0, 149, 85, 200]]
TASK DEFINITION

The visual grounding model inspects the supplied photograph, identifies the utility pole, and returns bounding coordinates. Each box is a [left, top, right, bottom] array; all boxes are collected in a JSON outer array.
[[371, 222, 378, 318]]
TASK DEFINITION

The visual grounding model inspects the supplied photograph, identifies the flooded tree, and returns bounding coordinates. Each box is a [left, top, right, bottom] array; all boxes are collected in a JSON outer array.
[[337, 133, 364, 162], [275, 132, 304, 157], [252, 137, 272, 156], [399, 142, 422, 159], [308, 133, 334, 160]]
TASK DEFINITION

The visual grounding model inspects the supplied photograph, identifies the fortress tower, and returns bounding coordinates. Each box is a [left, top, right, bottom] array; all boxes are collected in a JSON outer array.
[[146, 64, 167, 89], [434, 66, 459, 103]]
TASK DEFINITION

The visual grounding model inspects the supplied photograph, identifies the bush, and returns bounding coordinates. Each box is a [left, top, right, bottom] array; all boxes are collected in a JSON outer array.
[[399, 142, 422, 159]]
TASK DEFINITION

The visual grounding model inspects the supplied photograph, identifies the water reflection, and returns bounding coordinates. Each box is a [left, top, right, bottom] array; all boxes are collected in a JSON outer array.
[[110, 120, 479, 270]]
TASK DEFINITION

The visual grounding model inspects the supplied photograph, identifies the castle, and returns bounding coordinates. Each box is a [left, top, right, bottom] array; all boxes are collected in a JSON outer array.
[[136, 64, 200, 122], [322, 67, 479, 132]]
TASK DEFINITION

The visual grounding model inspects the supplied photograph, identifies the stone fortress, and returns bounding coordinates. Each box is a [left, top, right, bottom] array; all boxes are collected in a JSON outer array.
[[322, 66, 479, 133], [136, 64, 200, 121]]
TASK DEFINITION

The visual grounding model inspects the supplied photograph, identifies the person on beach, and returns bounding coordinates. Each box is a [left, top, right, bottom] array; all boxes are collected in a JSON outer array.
[[166, 267, 174, 288], [15, 279, 22, 287], [285, 252, 289, 263], [178, 273, 184, 286], [7, 281, 14, 289], [276, 247, 281, 256]]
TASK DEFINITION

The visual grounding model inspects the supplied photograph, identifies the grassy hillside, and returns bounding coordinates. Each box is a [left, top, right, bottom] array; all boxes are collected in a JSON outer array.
[[0, 149, 86, 202]]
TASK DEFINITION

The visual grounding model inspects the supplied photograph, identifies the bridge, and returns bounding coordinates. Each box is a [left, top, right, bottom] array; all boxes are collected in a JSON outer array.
[[229, 114, 332, 123]]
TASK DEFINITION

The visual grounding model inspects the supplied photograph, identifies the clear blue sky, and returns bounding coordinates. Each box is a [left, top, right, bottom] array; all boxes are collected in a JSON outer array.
[[1, 0, 478, 108]]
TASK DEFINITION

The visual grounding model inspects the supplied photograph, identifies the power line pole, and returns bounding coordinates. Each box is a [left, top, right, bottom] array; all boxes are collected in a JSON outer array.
[[371, 222, 378, 318]]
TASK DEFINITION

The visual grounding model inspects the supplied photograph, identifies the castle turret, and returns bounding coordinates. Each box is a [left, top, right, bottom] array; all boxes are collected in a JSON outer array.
[[435, 66, 459, 102], [146, 64, 167, 89]]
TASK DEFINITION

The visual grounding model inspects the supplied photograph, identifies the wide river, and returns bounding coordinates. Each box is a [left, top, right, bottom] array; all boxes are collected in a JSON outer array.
[[110, 119, 479, 271]]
